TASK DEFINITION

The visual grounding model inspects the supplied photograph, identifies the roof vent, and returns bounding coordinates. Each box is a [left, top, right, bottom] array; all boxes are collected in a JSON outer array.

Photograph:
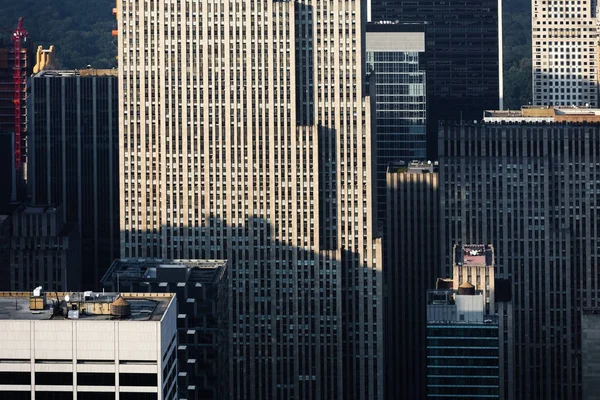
[[111, 296, 131, 318]]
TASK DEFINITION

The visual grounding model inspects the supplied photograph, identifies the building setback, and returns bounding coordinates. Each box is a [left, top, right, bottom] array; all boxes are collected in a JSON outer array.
[[366, 22, 427, 226], [30, 69, 119, 289], [532, 0, 599, 106], [101, 259, 229, 400], [0, 289, 178, 400], [10, 205, 81, 291], [117, 1, 383, 399], [439, 119, 600, 399], [385, 161, 441, 399], [369, 0, 502, 159]]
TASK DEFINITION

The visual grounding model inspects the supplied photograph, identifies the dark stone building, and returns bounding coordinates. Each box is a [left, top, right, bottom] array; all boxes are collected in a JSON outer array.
[[370, 0, 502, 159], [30, 69, 119, 288], [102, 259, 229, 400], [439, 118, 600, 399], [10, 205, 81, 291]]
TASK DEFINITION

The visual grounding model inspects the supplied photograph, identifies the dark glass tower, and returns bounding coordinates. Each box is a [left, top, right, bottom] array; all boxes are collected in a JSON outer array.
[[370, 0, 502, 158], [30, 69, 119, 289]]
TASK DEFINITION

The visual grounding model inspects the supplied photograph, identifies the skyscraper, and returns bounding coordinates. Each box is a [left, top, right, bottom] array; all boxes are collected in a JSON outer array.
[[30, 69, 120, 289], [366, 22, 427, 225], [440, 109, 600, 399], [426, 288, 500, 399], [532, 0, 599, 106], [102, 259, 229, 400], [369, 0, 502, 158], [385, 161, 441, 399], [118, 1, 382, 399]]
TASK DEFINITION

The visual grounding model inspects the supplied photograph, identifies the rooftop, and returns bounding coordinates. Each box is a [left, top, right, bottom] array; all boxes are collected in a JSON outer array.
[[454, 244, 494, 267], [34, 69, 117, 78], [0, 291, 173, 322], [484, 106, 600, 123], [101, 258, 228, 285], [388, 160, 438, 174]]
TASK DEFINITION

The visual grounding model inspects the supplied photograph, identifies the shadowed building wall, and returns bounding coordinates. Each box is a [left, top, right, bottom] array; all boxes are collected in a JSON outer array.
[[440, 120, 600, 399], [386, 162, 441, 399], [30, 69, 119, 289]]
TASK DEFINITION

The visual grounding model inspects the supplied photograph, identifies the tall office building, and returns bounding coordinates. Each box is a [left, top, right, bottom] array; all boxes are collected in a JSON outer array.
[[102, 259, 229, 400], [532, 0, 599, 106], [369, 0, 502, 159], [366, 22, 427, 225], [118, 1, 382, 399], [30, 69, 120, 288], [10, 205, 81, 291], [440, 108, 600, 399], [0, 289, 178, 400], [385, 161, 440, 399], [426, 288, 500, 399]]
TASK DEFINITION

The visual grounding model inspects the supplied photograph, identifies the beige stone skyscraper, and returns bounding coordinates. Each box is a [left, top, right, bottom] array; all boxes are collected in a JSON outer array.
[[117, 0, 382, 399], [532, 0, 599, 106]]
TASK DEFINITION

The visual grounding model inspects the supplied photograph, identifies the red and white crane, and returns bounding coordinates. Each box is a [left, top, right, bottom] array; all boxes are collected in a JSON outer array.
[[11, 17, 27, 171]]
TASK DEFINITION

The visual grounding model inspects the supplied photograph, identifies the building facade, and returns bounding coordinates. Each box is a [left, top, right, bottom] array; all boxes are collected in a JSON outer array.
[[385, 161, 440, 399], [426, 289, 500, 399], [102, 259, 229, 400], [532, 0, 599, 106], [118, 1, 382, 399], [582, 308, 600, 400], [453, 244, 495, 315], [0, 290, 178, 400], [439, 119, 600, 399], [366, 22, 427, 226], [0, 215, 10, 290], [369, 0, 502, 159], [10, 205, 81, 291], [30, 69, 120, 289]]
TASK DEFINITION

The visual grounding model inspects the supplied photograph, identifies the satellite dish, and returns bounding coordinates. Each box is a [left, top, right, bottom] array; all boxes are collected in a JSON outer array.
[[64, 295, 70, 302]]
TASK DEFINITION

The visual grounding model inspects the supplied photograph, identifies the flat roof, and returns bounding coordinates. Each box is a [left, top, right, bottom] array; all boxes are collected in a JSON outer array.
[[387, 160, 439, 174], [101, 258, 228, 285], [34, 69, 117, 78], [454, 244, 494, 267], [0, 292, 173, 322], [484, 106, 600, 123]]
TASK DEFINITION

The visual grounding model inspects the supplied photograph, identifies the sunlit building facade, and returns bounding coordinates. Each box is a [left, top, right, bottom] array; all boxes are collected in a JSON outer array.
[[118, 0, 383, 399]]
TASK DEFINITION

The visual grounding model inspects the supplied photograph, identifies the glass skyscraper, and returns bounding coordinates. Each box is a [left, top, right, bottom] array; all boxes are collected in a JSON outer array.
[[366, 22, 427, 225], [369, 0, 502, 159]]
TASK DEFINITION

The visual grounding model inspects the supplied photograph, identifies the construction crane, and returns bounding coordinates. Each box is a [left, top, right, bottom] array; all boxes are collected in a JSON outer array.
[[11, 17, 27, 171]]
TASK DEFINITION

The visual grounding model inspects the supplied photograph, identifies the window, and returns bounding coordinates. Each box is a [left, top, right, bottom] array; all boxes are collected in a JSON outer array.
[[119, 373, 157, 387], [35, 372, 73, 386], [77, 373, 115, 386]]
